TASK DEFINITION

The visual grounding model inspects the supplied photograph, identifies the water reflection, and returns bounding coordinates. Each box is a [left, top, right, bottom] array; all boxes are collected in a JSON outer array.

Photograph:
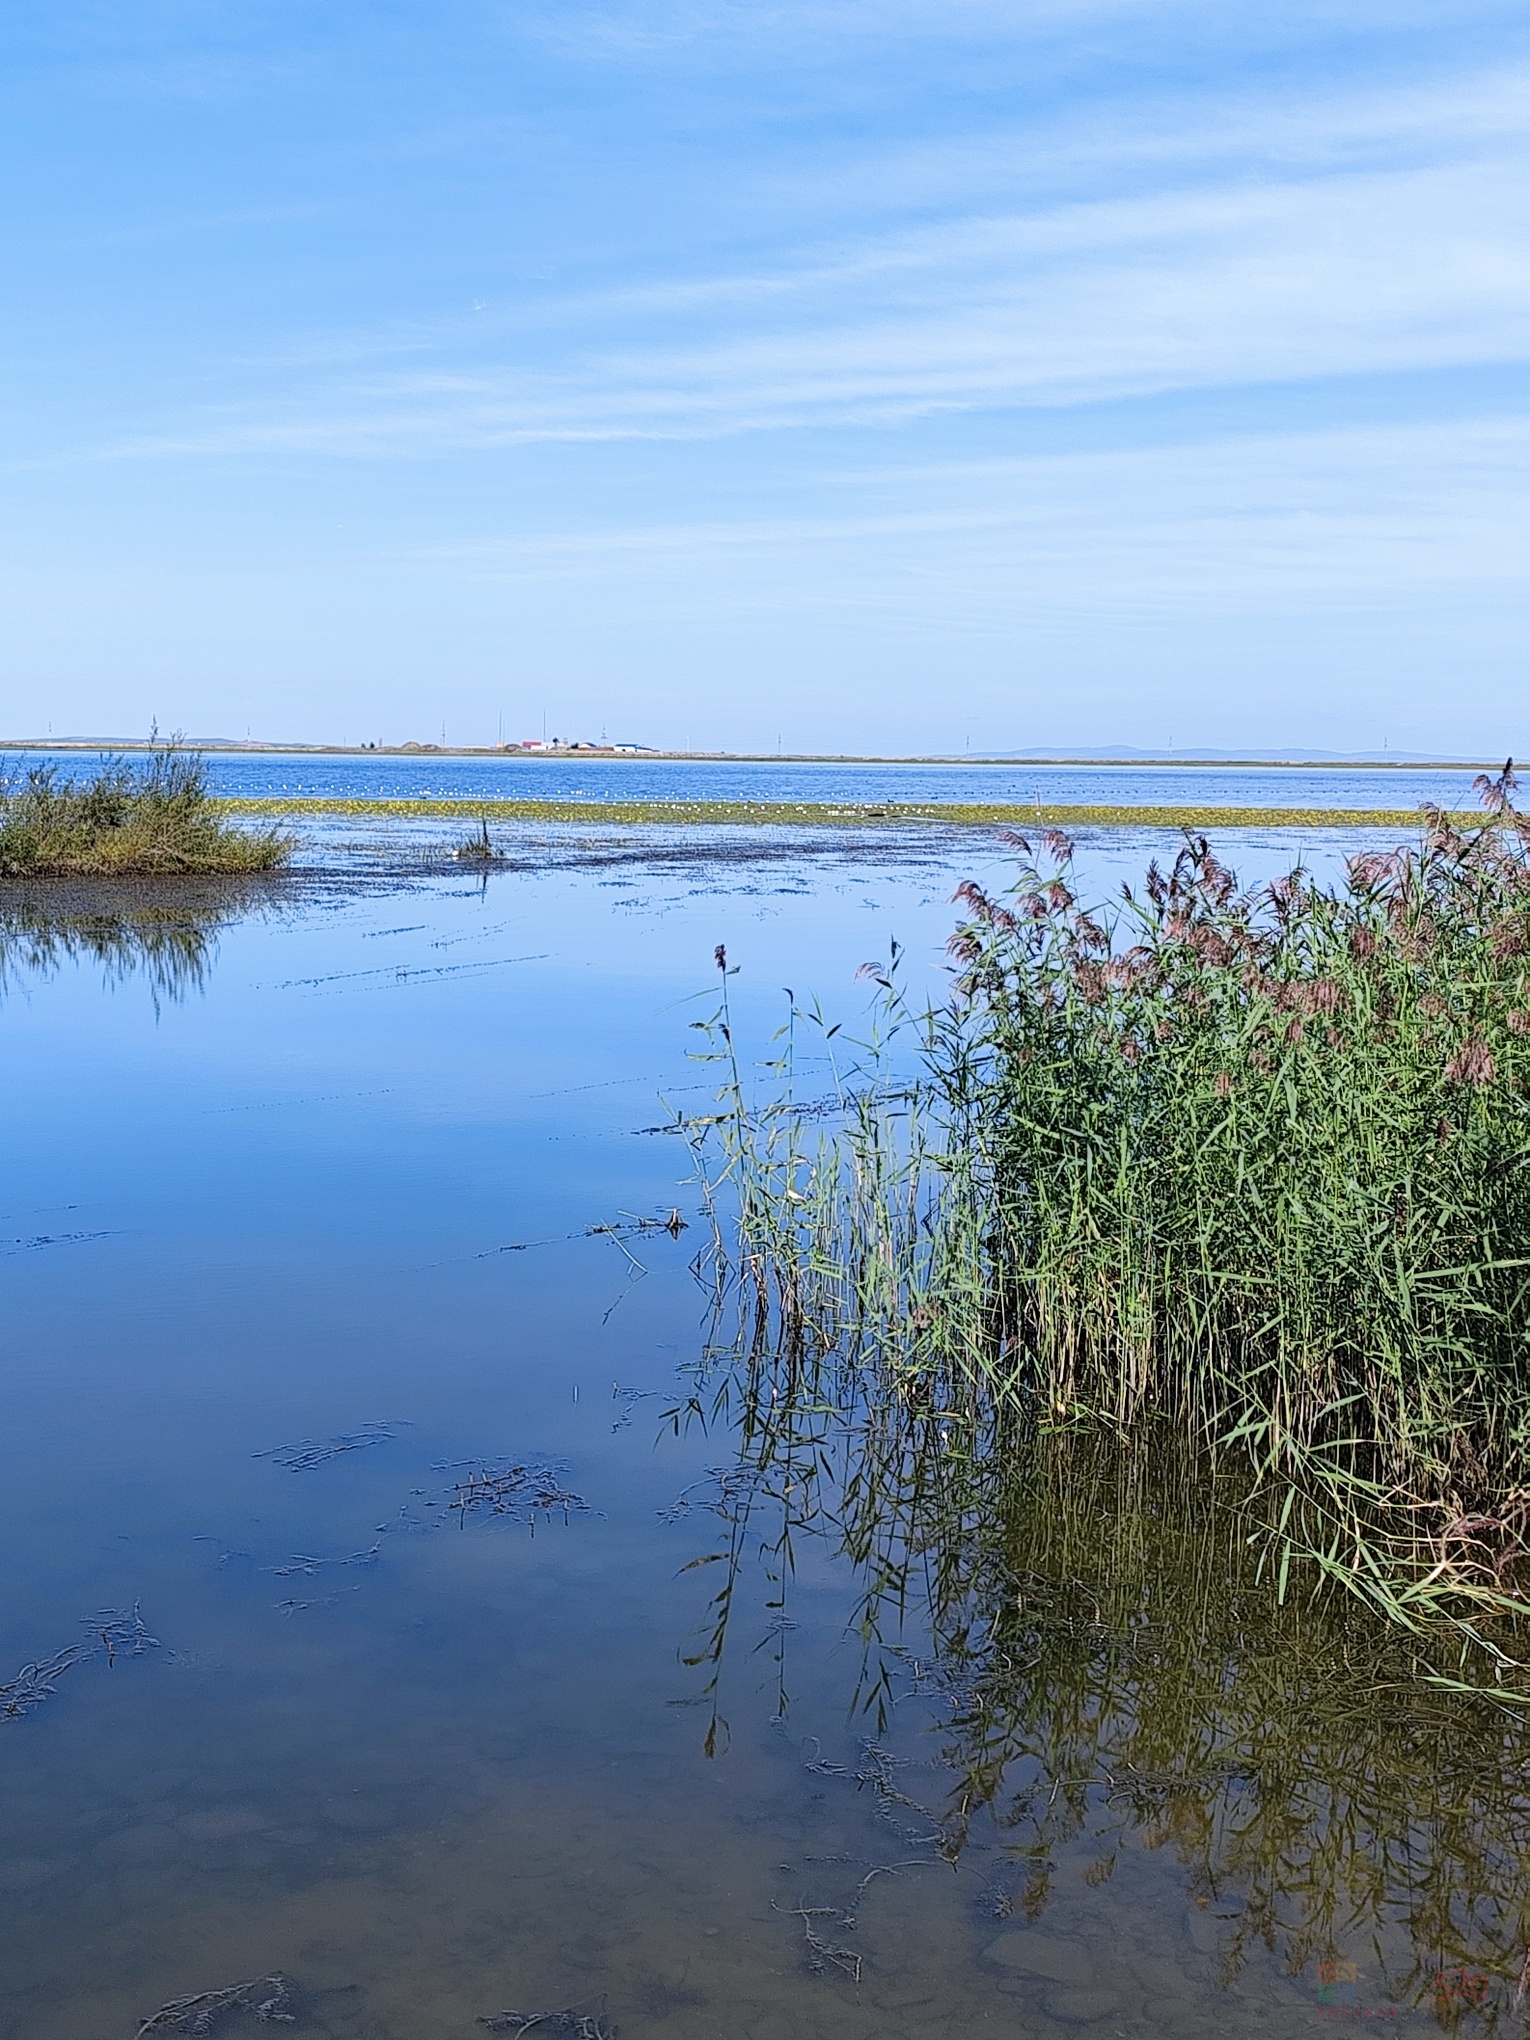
[[9, 855, 1530, 2039], [0, 883, 269, 1002], [675, 1319, 1530, 2031]]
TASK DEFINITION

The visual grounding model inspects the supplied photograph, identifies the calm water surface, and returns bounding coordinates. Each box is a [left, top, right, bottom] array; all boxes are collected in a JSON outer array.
[[2, 831, 1523, 2039], [1, 749, 1487, 811]]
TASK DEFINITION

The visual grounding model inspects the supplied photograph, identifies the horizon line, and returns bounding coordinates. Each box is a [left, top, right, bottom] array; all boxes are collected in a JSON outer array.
[[0, 739, 1510, 772]]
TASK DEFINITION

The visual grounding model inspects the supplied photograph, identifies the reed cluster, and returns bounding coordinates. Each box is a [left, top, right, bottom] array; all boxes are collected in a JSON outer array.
[[687, 766, 1530, 1637], [0, 753, 291, 876]]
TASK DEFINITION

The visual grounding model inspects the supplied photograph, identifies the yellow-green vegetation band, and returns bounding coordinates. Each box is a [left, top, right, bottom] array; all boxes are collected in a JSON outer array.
[[216, 797, 1454, 829]]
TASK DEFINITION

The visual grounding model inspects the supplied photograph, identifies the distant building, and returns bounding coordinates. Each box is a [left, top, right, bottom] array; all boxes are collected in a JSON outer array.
[[518, 736, 640, 751]]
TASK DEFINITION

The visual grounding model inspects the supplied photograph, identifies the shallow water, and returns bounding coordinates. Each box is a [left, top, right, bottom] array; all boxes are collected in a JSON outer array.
[[2, 836, 1523, 2039]]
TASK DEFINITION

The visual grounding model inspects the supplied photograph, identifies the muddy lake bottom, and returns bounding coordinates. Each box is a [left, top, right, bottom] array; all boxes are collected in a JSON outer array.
[[0, 823, 1517, 2039]]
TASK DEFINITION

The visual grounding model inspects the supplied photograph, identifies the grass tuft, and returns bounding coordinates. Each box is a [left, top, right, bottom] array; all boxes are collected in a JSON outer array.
[[0, 753, 292, 876], [450, 817, 506, 863]]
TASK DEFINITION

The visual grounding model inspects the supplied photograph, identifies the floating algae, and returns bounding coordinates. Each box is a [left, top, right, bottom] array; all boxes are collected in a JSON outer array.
[[273, 1588, 362, 1617], [0, 1603, 159, 1721], [0, 1644, 94, 1721], [371, 1458, 592, 1540], [474, 1212, 688, 1261], [86, 1603, 161, 1664], [435, 1459, 589, 1531], [266, 1546, 381, 1578], [655, 1465, 764, 1526], [0, 1227, 114, 1255], [254, 1421, 407, 1471], [609, 1384, 662, 1433]]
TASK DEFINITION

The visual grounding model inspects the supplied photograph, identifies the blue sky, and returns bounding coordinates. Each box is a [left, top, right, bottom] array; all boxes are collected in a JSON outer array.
[[3, 0, 1527, 752]]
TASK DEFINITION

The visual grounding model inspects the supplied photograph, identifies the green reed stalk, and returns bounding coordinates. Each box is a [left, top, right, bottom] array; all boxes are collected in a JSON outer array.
[[684, 765, 1530, 1647]]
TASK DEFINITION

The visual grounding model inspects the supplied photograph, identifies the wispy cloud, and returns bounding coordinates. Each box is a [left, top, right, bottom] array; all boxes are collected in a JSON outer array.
[[407, 416, 1530, 621], [523, 0, 1525, 61], [763, 63, 1530, 217], [8, 0, 1527, 748], [17, 48, 1513, 474], [79, 113, 1529, 462]]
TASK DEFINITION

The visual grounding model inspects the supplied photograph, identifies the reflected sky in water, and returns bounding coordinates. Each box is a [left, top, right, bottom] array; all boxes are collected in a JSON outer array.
[[0, 829, 1520, 2039]]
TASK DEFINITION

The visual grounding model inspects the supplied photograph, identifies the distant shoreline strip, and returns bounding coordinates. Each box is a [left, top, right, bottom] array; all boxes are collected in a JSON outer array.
[[216, 797, 1453, 829]]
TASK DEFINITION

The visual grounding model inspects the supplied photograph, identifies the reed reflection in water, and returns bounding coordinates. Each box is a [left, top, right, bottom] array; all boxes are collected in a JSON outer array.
[[670, 1295, 1530, 2034], [0, 882, 278, 1004]]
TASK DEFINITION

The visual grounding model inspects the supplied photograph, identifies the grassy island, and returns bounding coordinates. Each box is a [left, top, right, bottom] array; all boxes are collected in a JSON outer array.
[[218, 794, 1449, 830], [0, 754, 292, 876]]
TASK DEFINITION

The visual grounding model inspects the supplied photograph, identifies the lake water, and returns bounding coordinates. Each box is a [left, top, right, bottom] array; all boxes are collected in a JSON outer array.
[[0, 748, 1490, 811], [2, 827, 1522, 2039]]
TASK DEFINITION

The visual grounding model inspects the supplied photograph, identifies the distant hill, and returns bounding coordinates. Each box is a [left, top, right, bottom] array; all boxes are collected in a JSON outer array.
[[984, 747, 1489, 765]]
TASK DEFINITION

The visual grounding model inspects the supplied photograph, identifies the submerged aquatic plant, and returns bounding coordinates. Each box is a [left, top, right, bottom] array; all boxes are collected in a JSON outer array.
[[0, 751, 290, 876], [479, 2003, 614, 2040], [679, 763, 1530, 1640], [452, 817, 505, 863], [135, 1974, 295, 2037]]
